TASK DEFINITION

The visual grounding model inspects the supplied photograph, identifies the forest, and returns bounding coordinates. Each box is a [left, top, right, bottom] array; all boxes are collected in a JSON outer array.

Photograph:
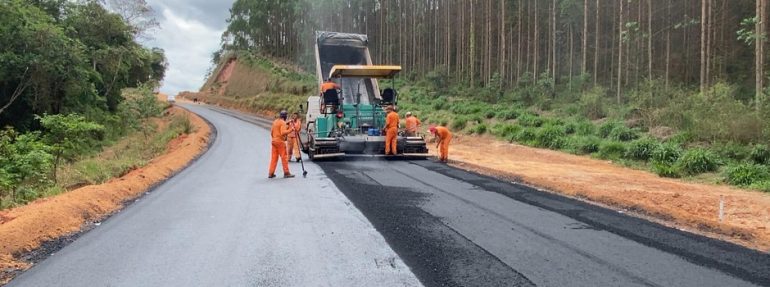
[[213, 0, 770, 191], [0, 0, 170, 208]]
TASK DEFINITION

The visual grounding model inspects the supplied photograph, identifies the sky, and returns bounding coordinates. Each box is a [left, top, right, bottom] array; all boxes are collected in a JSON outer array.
[[144, 0, 234, 95]]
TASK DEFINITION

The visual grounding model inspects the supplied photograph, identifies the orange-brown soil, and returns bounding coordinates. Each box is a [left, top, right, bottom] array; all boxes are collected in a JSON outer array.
[[438, 134, 770, 252], [0, 105, 211, 283]]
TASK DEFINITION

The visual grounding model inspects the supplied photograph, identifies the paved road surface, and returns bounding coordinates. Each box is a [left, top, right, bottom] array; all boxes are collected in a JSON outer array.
[[8, 104, 769, 286], [8, 104, 421, 287]]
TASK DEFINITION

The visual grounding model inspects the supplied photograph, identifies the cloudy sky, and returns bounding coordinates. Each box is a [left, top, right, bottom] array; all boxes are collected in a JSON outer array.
[[144, 0, 235, 95]]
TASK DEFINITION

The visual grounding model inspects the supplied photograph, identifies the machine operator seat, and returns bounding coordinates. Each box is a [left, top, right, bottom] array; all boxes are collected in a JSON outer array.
[[381, 88, 396, 105], [321, 89, 340, 114]]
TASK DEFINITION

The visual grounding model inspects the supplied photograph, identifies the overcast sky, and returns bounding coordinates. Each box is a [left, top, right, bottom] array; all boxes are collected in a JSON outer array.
[[144, 0, 234, 95]]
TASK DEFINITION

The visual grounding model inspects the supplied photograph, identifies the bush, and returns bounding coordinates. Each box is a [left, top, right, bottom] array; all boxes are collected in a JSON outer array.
[[517, 113, 544, 127], [598, 121, 624, 138], [750, 144, 770, 164], [676, 148, 721, 175], [534, 125, 566, 149], [597, 141, 627, 160], [496, 109, 520, 120], [491, 124, 521, 139], [573, 120, 596, 136], [514, 127, 538, 144], [579, 87, 608, 119], [723, 163, 770, 186], [484, 110, 497, 119], [652, 161, 682, 178], [625, 138, 660, 161], [652, 143, 682, 164], [451, 116, 469, 130], [608, 126, 639, 142], [711, 142, 751, 162], [748, 181, 770, 192], [567, 135, 602, 154], [471, 123, 488, 135], [0, 129, 54, 207]]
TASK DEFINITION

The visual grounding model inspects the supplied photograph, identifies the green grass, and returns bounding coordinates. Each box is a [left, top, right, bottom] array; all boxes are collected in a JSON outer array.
[[58, 114, 192, 189]]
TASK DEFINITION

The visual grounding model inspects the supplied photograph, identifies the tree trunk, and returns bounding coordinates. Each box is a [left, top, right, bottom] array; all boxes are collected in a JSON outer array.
[[641, 0, 653, 99], [617, 0, 624, 104], [534, 0, 539, 81], [582, 0, 588, 76], [594, 0, 600, 85], [757, 0, 767, 108], [666, 0, 672, 90], [700, 0, 707, 94]]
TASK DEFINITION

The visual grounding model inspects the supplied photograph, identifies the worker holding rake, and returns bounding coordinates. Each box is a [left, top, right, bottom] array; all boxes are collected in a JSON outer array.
[[287, 112, 302, 162], [269, 111, 295, 178], [430, 126, 452, 162]]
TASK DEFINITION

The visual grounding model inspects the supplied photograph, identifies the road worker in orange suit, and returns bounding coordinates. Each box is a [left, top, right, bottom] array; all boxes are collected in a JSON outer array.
[[320, 78, 341, 94], [430, 126, 452, 162], [269, 111, 295, 178], [287, 112, 302, 162], [384, 105, 400, 155], [404, 112, 421, 137]]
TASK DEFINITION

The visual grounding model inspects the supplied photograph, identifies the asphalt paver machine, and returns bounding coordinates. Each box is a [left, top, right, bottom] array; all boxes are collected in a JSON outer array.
[[302, 31, 429, 160]]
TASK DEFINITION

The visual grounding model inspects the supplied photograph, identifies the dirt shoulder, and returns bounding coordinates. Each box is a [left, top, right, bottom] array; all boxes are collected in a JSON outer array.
[[0, 105, 211, 283], [438, 134, 770, 252]]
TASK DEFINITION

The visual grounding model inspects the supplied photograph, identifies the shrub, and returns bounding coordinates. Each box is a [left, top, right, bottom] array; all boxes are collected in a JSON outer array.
[[711, 142, 751, 162], [471, 123, 488, 135], [573, 120, 596, 136], [676, 148, 721, 175], [491, 124, 521, 139], [451, 116, 469, 130], [567, 135, 602, 154], [496, 109, 520, 120], [598, 121, 624, 138], [652, 161, 682, 178], [579, 87, 608, 119], [625, 138, 660, 161], [484, 110, 497, 119], [534, 125, 566, 149], [748, 181, 770, 192], [608, 126, 639, 142], [0, 129, 54, 207], [750, 144, 770, 165], [517, 113, 543, 127], [723, 163, 770, 186], [598, 141, 627, 160], [652, 143, 682, 164], [514, 127, 538, 144]]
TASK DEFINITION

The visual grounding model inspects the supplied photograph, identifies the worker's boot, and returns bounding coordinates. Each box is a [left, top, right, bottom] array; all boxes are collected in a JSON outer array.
[[268, 174, 276, 179], [284, 173, 295, 178]]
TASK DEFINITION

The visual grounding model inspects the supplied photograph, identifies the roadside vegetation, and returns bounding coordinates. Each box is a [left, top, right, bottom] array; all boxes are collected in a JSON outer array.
[[398, 73, 770, 193], [0, 1, 168, 209], [0, 87, 189, 209]]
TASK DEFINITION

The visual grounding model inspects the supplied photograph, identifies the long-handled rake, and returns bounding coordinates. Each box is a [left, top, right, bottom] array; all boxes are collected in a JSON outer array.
[[294, 128, 308, 178]]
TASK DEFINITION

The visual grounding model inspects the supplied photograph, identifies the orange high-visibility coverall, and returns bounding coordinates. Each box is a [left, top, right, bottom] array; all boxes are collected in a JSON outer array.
[[269, 118, 293, 176], [405, 116, 421, 136], [434, 126, 452, 162], [287, 119, 302, 160], [320, 81, 341, 93], [384, 111, 400, 155]]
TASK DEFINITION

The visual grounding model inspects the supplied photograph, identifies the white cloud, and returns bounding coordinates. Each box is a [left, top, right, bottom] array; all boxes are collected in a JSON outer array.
[[143, 2, 229, 95]]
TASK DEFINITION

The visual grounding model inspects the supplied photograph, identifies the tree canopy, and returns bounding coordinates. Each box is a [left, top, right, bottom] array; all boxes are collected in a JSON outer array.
[[0, 0, 166, 131]]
